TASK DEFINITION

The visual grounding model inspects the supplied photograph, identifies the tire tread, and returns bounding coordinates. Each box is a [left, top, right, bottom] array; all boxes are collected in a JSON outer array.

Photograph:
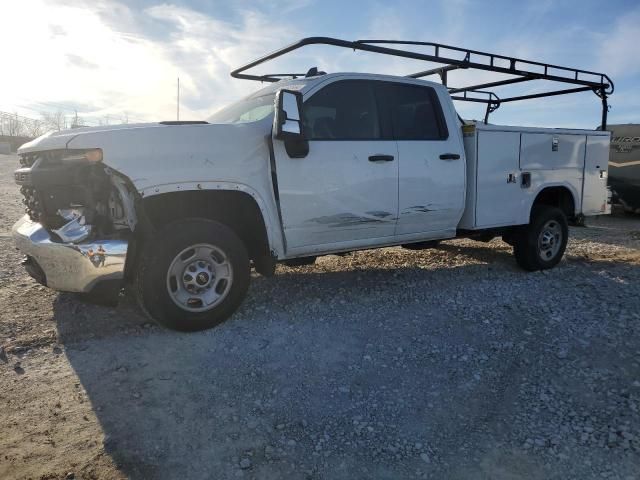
[[134, 219, 250, 331], [513, 206, 568, 271]]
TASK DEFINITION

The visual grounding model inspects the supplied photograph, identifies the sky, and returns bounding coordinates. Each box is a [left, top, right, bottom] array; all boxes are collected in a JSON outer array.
[[1, 0, 639, 128]]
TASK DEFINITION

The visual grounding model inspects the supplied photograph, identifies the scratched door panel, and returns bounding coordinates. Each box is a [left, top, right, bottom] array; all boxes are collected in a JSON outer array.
[[273, 139, 399, 250], [380, 83, 465, 236]]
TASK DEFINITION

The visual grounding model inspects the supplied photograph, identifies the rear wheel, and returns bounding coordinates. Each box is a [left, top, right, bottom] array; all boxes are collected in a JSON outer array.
[[513, 206, 568, 271], [135, 219, 250, 331]]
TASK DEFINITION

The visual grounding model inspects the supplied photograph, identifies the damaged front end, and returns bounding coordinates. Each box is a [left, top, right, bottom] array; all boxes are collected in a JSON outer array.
[[12, 149, 136, 294], [16, 149, 136, 240]]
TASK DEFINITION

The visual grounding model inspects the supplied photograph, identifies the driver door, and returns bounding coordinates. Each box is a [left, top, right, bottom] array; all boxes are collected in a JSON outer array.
[[272, 79, 399, 255]]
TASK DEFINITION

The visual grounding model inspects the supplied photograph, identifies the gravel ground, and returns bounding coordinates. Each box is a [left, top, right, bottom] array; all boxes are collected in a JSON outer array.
[[1, 152, 640, 479]]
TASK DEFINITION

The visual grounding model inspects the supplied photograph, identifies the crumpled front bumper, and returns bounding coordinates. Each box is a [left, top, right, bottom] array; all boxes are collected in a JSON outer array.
[[11, 215, 128, 293]]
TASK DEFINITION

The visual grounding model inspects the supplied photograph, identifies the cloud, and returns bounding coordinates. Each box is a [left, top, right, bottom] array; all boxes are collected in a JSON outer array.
[[48, 24, 67, 37], [65, 54, 99, 70], [142, 3, 307, 116], [0, 1, 182, 122], [597, 7, 640, 78], [1, 0, 302, 122]]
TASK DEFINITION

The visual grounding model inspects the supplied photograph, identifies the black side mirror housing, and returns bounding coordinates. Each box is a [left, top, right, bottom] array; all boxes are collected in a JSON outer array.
[[274, 89, 309, 158]]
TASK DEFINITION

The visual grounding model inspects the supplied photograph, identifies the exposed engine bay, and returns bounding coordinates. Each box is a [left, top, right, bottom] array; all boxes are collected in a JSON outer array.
[[15, 150, 137, 243]]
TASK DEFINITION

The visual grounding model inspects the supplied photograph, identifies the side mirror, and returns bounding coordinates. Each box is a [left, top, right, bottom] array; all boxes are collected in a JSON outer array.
[[275, 89, 304, 138], [274, 89, 309, 158]]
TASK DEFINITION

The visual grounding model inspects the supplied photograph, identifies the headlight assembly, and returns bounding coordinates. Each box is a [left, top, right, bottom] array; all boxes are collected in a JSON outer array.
[[60, 148, 103, 163]]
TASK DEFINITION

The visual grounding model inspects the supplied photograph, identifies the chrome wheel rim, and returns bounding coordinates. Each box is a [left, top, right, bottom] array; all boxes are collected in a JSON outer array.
[[166, 243, 233, 313], [537, 220, 562, 262]]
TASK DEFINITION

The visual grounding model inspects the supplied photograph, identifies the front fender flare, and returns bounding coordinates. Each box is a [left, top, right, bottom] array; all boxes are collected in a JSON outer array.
[[139, 181, 284, 257]]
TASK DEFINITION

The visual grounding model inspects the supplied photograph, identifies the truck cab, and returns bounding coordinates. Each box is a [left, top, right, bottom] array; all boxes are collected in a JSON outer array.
[[271, 73, 466, 255]]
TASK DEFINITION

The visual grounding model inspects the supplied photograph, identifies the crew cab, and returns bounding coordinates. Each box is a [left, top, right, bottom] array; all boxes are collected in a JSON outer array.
[[11, 37, 613, 331]]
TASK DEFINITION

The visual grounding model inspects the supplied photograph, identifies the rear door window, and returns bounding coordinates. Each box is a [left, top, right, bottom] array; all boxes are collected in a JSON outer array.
[[377, 83, 449, 140]]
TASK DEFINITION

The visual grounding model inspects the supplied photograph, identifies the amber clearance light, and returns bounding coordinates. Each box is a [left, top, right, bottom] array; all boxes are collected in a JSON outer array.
[[61, 148, 103, 163], [84, 148, 103, 162]]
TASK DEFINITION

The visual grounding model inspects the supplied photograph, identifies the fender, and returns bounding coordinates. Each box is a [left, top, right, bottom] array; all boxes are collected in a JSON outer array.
[[528, 181, 581, 216], [139, 181, 285, 258]]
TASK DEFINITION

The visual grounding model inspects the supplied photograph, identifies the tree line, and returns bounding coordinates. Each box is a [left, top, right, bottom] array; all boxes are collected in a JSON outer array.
[[0, 111, 131, 138]]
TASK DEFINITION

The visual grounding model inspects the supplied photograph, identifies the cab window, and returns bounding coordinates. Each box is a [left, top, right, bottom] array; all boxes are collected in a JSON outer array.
[[302, 80, 381, 140], [377, 83, 449, 140]]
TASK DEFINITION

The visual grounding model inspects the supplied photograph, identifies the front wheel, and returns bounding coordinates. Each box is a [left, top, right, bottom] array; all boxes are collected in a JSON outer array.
[[135, 219, 250, 331], [513, 206, 568, 271]]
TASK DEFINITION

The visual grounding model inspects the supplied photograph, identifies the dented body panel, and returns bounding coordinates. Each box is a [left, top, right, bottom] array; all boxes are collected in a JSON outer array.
[[67, 118, 286, 256], [272, 136, 399, 251], [394, 85, 466, 237], [12, 215, 128, 292]]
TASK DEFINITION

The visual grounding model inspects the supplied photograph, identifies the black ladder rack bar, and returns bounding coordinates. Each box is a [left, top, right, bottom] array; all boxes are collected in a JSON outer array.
[[448, 76, 531, 94], [498, 86, 595, 103], [231, 36, 613, 91], [261, 73, 308, 79], [358, 40, 610, 85], [356, 39, 611, 90], [406, 64, 464, 80], [230, 36, 613, 128], [450, 90, 501, 124]]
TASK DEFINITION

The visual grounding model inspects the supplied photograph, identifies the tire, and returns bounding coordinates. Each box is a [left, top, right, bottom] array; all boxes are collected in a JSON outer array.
[[135, 219, 250, 332], [513, 206, 568, 271]]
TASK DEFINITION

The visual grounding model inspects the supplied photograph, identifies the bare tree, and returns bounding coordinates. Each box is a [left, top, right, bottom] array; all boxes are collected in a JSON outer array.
[[0, 112, 46, 138], [41, 111, 66, 131], [70, 110, 87, 129], [26, 119, 44, 137], [0, 113, 28, 137]]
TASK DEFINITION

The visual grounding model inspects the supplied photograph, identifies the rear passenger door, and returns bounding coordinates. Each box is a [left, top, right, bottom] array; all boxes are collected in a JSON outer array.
[[377, 82, 465, 236]]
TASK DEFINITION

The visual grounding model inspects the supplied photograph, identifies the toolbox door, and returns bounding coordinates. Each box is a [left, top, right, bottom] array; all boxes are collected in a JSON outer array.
[[475, 130, 524, 227], [582, 135, 610, 215]]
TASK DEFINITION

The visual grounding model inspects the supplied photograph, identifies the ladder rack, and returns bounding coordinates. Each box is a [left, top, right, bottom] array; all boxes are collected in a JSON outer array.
[[230, 37, 613, 128]]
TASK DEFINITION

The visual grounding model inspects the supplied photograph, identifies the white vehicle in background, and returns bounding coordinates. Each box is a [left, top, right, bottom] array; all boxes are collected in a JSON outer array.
[[12, 37, 613, 331]]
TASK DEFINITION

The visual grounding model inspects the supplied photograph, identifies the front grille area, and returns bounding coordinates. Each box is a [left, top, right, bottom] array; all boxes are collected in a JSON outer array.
[[19, 152, 39, 167], [14, 168, 31, 185], [14, 151, 114, 231], [21, 185, 42, 223], [17, 154, 41, 222]]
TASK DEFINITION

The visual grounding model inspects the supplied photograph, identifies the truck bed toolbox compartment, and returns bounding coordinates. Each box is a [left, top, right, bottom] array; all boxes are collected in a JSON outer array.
[[459, 124, 610, 230]]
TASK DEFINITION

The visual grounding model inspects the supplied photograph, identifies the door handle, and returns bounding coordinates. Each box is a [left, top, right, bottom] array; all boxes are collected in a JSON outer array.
[[439, 153, 460, 160], [368, 155, 394, 162]]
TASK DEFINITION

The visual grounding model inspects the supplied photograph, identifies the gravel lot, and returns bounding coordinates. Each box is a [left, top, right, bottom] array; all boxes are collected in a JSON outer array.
[[1, 152, 640, 479]]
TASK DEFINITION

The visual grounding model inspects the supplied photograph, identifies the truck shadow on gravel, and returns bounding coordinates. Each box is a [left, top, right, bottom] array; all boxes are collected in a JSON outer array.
[[51, 251, 640, 479]]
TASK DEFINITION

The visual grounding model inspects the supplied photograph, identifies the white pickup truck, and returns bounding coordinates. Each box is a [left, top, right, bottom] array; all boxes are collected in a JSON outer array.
[[12, 37, 613, 331]]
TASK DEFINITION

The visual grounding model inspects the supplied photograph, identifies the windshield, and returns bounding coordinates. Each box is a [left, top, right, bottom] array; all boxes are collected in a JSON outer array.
[[207, 92, 275, 124]]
